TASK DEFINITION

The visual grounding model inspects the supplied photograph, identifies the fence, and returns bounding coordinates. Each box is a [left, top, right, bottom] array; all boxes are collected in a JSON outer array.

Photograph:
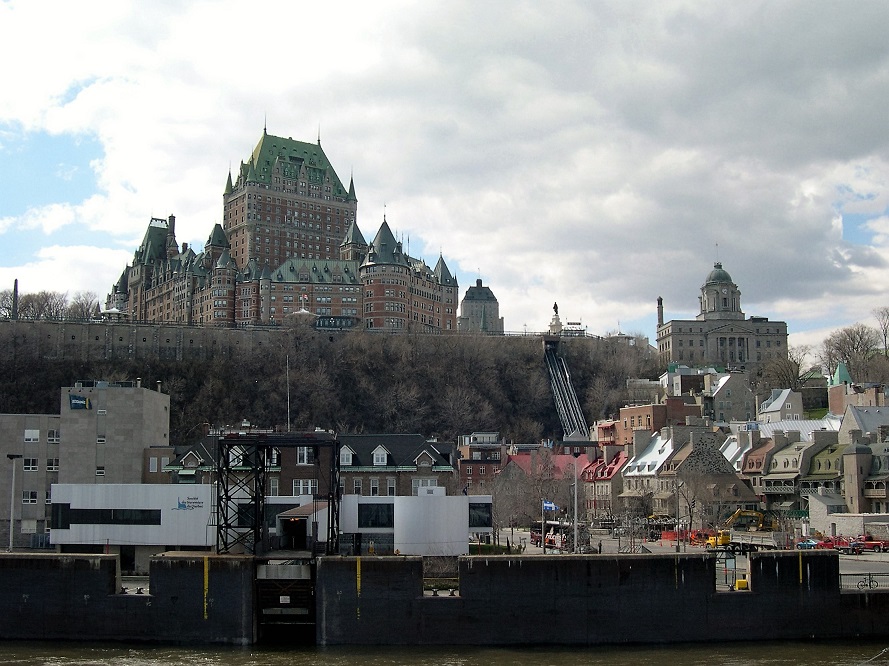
[[840, 572, 889, 591]]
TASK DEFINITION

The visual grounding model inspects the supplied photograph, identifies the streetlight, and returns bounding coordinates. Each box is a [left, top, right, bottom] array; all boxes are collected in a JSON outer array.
[[7, 454, 22, 552], [573, 450, 582, 554], [675, 480, 683, 554]]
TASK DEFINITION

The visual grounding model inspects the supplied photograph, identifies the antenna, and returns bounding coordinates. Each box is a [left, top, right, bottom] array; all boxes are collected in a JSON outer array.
[[715, 242, 720, 263]]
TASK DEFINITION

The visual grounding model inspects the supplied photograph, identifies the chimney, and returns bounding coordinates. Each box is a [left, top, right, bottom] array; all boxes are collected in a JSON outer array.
[[136, 377, 142, 388], [156, 380, 162, 393], [657, 296, 664, 327]]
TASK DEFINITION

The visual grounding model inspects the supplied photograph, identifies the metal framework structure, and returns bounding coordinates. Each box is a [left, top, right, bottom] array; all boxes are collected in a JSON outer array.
[[215, 431, 341, 555]]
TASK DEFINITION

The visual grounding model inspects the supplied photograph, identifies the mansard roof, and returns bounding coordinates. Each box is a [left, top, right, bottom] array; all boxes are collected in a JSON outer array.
[[272, 258, 360, 285], [463, 279, 496, 302], [133, 219, 171, 266], [338, 434, 454, 469]]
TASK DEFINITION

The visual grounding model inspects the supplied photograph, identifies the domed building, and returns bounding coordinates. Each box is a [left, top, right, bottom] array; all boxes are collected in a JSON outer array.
[[656, 262, 788, 369]]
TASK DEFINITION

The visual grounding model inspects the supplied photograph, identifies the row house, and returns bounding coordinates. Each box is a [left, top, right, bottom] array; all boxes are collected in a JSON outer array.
[[582, 446, 626, 521], [457, 432, 503, 495], [614, 397, 703, 446], [338, 434, 458, 498]]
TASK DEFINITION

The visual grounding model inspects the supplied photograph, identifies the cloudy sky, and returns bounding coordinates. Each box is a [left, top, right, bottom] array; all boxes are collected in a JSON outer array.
[[1, 1, 888, 351]]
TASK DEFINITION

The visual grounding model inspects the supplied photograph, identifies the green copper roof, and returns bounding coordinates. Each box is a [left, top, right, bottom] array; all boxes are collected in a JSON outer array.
[[832, 362, 853, 386], [206, 223, 230, 249], [244, 132, 349, 197], [704, 262, 733, 284], [224, 170, 233, 195]]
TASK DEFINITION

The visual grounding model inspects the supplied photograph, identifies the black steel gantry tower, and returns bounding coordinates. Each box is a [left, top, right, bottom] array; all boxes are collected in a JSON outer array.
[[215, 431, 341, 555]]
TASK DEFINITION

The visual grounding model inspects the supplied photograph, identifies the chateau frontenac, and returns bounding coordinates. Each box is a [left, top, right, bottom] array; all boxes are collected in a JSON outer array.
[[106, 131, 459, 332]]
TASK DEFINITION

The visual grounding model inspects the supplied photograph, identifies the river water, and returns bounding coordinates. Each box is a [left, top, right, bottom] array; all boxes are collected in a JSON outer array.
[[0, 641, 888, 666]]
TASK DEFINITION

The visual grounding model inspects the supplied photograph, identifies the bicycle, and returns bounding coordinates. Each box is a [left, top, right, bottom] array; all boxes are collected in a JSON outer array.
[[857, 576, 879, 590]]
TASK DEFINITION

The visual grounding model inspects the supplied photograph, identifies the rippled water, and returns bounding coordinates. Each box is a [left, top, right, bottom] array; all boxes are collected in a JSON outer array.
[[0, 641, 887, 666]]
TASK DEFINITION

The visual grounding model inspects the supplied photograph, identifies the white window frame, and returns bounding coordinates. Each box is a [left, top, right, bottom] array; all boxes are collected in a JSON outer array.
[[23, 458, 38, 472], [373, 449, 387, 466], [354, 478, 362, 495], [411, 478, 438, 495], [46, 458, 59, 472], [387, 478, 396, 496], [292, 479, 317, 496], [23, 429, 39, 443], [297, 446, 315, 465], [340, 448, 353, 466], [370, 478, 379, 496], [21, 490, 38, 504]]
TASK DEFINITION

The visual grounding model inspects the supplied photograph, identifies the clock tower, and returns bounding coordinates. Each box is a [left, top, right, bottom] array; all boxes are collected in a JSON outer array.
[[656, 261, 788, 371], [697, 262, 744, 321]]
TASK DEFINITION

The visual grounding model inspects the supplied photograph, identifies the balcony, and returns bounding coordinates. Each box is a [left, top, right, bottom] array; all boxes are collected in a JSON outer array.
[[762, 483, 796, 494]]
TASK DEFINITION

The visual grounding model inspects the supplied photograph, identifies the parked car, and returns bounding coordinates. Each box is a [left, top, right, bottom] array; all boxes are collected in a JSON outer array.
[[796, 539, 819, 550]]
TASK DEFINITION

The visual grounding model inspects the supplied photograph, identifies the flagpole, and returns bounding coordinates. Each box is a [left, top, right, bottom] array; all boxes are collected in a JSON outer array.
[[541, 499, 545, 554]]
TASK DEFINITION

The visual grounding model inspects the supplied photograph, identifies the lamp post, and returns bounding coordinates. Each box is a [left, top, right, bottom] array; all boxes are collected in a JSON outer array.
[[7, 454, 22, 552], [675, 480, 683, 554], [573, 450, 582, 554]]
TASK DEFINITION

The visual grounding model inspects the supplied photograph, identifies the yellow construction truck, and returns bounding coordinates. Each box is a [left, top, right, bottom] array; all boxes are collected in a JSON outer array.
[[706, 509, 787, 553]]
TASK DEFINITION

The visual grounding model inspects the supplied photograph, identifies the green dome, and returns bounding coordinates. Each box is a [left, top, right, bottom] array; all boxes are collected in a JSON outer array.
[[705, 262, 733, 284]]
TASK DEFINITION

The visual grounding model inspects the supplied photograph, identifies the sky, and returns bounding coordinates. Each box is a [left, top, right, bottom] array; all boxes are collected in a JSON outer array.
[[1, 1, 888, 355]]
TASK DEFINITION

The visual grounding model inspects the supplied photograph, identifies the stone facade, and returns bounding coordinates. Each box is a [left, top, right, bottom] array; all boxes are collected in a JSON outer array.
[[107, 133, 459, 334], [656, 262, 788, 370]]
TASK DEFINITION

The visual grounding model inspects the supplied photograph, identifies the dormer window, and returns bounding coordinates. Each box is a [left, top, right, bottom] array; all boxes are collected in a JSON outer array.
[[340, 448, 353, 466], [373, 448, 387, 466]]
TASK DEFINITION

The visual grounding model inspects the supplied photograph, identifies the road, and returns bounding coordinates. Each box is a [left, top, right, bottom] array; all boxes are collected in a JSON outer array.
[[496, 528, 889, 575]]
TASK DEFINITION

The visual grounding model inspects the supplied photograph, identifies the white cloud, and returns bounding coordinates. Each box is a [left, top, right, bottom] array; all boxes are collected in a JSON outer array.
[[0, 244, 132, 300], [0, 0, 888, 344]]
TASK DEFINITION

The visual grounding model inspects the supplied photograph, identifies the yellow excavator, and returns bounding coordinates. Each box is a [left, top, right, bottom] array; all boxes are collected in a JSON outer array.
[[706, 509, 777, 549]]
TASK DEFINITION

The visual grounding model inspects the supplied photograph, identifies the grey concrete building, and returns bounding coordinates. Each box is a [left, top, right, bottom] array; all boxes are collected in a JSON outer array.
[[458, 279, 504, 333], [1, 380, 171, 550]]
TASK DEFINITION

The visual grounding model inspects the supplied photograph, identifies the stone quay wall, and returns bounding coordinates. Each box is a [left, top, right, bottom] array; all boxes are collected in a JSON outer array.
[[0, 553, 255, 644]]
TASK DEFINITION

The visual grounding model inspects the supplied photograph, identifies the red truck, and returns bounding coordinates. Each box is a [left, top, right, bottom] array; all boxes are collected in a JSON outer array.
[[816, 537, 863, 555], [857, 537, 889, 553]]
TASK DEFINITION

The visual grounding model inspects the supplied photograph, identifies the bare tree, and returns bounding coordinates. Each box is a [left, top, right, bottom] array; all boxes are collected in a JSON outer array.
[[0, 290, 13, 319], [17, 291, 68, 320], [66, 291, 100, 320], [875, 307, 889, 357], [820, 323, 881, 381], [760, 344, 812, 392]]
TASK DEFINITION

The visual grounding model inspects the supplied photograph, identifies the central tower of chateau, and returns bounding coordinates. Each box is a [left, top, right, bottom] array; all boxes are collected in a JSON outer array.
[[222, 129, 358, 270]]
